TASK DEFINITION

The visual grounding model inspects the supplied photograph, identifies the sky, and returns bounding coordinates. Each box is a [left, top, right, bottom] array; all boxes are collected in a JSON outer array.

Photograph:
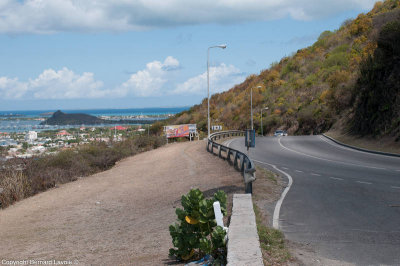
[[0, 0, 377, 111]]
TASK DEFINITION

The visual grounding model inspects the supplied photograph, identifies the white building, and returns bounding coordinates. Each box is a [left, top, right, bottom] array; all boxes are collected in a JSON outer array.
[[25, 131, 38, 142], [31, 146, 46, 153]]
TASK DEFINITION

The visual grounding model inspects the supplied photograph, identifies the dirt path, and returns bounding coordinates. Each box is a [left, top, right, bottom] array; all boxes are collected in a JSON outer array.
[[0, 141, 243, 265]]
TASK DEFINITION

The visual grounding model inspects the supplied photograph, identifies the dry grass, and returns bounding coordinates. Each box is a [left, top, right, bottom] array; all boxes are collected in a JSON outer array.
[[0, 170, 30, 208], [0, 135, 166, 209], [0, 140, 244, 265]]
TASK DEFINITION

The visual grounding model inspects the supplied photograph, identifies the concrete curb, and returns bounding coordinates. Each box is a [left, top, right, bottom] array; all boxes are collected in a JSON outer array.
[[321, 134, 400, 158], [227, 194, 263, 266]]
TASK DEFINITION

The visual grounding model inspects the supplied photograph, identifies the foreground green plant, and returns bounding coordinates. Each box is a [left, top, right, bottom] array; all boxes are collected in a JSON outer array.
[[169, 189, 227, 264]]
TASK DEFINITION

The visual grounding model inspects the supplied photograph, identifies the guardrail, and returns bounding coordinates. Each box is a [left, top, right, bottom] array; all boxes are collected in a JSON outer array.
[[207, 130, 256, 193]]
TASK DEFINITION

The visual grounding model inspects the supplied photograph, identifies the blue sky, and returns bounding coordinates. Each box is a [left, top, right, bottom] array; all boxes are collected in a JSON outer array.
[[0, 0, 376, 111]]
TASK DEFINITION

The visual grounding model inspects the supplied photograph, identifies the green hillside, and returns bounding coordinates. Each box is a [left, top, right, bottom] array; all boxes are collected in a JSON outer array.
[[167, 0, 400, 140]]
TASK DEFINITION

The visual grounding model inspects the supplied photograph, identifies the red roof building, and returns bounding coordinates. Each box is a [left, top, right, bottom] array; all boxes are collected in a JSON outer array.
[[112, 126, 127, 131], [57, 130, 71, 136]]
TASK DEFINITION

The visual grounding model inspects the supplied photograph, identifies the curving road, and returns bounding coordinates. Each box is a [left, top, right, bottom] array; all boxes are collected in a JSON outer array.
[[228, 135, 400, 265]]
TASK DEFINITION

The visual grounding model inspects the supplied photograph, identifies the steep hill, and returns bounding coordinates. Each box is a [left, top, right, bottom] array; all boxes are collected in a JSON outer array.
[[41, 110, 106, 125], [168, 0, 400, 140], [41, 110, 155, 125]]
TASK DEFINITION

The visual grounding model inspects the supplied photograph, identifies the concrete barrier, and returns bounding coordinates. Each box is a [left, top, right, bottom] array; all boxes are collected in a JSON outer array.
[[227, 194, 263, 266]]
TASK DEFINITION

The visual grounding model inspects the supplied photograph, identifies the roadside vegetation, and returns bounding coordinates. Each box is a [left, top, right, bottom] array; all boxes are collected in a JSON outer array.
[[167, 0, 400, 142], [251, 165, 293, 265], [0, 135, 166, 209], [253, 204, 291, 265], [169, 189, 228, 265]]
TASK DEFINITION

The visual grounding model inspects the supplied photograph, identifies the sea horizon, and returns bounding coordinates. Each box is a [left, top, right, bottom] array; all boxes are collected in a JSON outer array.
[[0, 106, 190, 118], [0, 107, 190, 132]]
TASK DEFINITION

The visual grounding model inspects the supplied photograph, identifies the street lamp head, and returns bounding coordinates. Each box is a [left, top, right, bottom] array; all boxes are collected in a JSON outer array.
[[257, 85, 262, 89], [264, 107, 269, 110], [218, 44, 227, 49]]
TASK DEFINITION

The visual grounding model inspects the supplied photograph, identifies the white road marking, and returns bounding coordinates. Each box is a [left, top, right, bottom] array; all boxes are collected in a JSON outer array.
[[278, 138, 387, 170], [356, 181, 372, 185], [252, 159, 293, 230], [311, 173, 321, 176], [227, 137, 397, 230], [295, 170, 303, 173], [396, 170, 400, 172]]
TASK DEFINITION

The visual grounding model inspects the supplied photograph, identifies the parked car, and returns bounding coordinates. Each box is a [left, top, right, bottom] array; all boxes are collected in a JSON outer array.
[[274, 130, 288, 137]]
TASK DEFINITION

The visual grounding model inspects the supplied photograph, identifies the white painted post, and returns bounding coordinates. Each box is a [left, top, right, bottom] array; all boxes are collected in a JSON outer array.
[[213, 201, 224, 227]]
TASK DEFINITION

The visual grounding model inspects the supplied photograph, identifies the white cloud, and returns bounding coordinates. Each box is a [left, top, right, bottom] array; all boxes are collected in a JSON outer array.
[[0, 77, 28, 99], [117, 56, 180, 97], [0, 0, 377, 34], [173, 63, 246, 95], [0, 68, 106, 99], [0, 59, 245, 99], [30, 68, 105, 99]]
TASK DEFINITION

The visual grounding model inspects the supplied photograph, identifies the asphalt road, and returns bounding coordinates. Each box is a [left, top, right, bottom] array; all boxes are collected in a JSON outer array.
[[228, 135, 400, 265]]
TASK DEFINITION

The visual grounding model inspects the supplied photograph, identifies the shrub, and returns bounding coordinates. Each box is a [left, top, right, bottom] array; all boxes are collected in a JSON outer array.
[[0, 170, 30, 208], [169, 189, 227, 264], [327, 70, 350, 88], [323, 52, 349, 68], [351, 20, 400, 136], [150, 121, 166, 135]]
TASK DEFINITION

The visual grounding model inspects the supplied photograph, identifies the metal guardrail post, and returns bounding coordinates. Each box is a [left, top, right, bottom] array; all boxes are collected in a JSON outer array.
[[233, 151, 238, 169], [240, 154, 244, 172], [207, 130, 256, 193], [245, 182, 252, 194]]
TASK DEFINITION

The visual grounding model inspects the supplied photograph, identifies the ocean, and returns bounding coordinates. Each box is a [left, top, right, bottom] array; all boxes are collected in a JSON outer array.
[[0, 107, 188, 132], [0, 107, 188, 118]]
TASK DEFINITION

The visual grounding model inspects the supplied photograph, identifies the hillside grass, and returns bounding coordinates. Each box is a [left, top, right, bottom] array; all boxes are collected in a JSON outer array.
[[167, 0, 400, 142]]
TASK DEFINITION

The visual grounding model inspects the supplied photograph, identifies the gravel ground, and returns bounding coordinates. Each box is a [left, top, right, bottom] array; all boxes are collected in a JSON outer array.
[[0, 141, 243, 265]]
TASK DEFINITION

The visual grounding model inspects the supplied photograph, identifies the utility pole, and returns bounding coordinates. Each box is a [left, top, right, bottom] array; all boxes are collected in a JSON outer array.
[[207, 44, 227, 138], [261, 107, 269, 136], [251, 87, 253, 130]]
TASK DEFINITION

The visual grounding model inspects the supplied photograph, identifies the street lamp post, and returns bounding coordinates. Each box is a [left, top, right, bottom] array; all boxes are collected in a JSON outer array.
[[207, 44, 227, 138], [251, 85, 262, 131], [261, 107, 269, 136]]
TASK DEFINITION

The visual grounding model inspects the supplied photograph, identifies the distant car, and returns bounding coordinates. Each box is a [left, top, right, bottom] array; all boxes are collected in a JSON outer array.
[[274, 130, 288, 137]]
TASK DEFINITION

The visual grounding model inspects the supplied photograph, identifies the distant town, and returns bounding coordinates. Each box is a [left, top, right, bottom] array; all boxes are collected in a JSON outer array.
[[0, 125, 148, 160]]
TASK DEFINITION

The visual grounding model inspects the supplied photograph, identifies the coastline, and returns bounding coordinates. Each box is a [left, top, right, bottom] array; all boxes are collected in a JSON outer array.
[[0, 107, 186, 133]]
